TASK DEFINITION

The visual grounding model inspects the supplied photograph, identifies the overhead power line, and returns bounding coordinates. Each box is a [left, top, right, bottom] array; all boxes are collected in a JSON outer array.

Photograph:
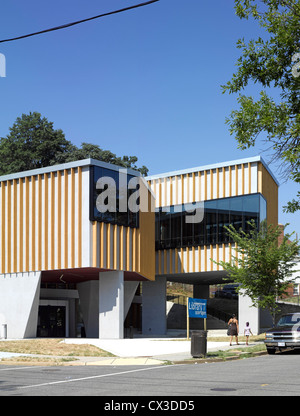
[[0, 0, 159, 44]]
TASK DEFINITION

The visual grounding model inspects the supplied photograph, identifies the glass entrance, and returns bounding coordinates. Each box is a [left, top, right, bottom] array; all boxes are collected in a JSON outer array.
[[37, 305, 66, 337]]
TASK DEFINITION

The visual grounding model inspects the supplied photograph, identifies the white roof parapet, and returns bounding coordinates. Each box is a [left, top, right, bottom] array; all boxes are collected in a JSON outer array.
[[146, 155, 279, 187], [0, 155, 280, 187], [0, 158, 142, 182]]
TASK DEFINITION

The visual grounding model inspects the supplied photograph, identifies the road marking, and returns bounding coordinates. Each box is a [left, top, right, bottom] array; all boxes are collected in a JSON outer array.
[[18, 364, 183, 390]]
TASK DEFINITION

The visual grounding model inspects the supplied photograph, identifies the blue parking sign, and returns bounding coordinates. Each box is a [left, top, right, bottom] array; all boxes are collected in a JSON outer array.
[[188, 298, 207, 318]]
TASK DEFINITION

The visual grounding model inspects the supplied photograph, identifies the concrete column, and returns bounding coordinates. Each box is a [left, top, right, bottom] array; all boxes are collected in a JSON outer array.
[[238, 290, 260, 335], [77, 275, 137, 339], [142, 276, 166, 336], [0, 271, 41, 339], [99, 271, 124, 339], [193, 284, 209, 299], [69, 298, 76, 338], [77, 281, 100, 338]]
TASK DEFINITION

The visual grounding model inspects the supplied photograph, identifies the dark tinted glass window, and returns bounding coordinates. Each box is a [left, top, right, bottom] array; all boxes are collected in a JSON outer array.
[[171, 208, 182, 248], [194, 217, 205, 245], [159, 210, 172, 249], [90, 166, 139, 228], [155, 193, 266, 250]]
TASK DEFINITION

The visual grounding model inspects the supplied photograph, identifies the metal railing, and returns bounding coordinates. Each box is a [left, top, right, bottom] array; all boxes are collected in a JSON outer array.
[[166, 295, 187, 305], [206, 306, 232, 323], [167, 295, 232, 323]]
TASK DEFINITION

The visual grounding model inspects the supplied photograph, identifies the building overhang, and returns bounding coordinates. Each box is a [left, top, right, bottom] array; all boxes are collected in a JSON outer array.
[[159, 270, 230, 285], [41, 267, 151, 285]]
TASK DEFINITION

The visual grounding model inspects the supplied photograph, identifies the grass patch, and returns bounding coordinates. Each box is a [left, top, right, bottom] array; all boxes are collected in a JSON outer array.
[[0, 339, 114, 357], [207, 334, 265, 343], [171, 334, 266, 343], [0, 356, 78, 365], [206, 343, 266, 360]]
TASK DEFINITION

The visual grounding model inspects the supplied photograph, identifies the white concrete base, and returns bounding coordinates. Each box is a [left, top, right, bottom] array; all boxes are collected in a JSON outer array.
[[238, 290, 259, 335], [142, 276, 167, 335], [0, 271, 41, 339], [77, 271, 136, 339], [99, 271, 124, 339], [77, 281, 99, 337]]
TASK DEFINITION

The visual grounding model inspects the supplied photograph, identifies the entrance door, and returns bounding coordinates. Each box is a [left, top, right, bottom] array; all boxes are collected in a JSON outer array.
[[37, 305, 66, 337]]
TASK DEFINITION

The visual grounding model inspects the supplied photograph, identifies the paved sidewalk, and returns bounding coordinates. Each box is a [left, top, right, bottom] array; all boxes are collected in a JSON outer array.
[[0, 330, 264, 366], [62, 330, 262, 365]]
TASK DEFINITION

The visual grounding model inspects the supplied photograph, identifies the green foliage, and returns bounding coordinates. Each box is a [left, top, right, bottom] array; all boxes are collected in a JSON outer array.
[[0, 112, 148, 176], [214, 220, 300, 318], [223, 0, 300, 212], [59, 142, 149, 176], [0, 112, 74, 175]]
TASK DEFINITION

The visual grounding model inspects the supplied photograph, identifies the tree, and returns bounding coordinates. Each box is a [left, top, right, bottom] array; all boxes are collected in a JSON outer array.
[[222, 0, 300, 213], [59, 142, 149, 176], [0, 112, 148, 176], [214, 220, 300, 324], [0, 112, 75, 175]]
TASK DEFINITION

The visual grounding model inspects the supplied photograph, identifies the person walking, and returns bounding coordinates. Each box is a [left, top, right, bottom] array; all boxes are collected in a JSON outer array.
[[244, 322, 253, 345], [228, 314, 239, 346]]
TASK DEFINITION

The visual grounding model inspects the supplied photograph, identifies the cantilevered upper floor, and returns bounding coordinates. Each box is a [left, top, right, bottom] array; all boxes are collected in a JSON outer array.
[[146, 156, 279, 280], [0, 158, 155, 282]]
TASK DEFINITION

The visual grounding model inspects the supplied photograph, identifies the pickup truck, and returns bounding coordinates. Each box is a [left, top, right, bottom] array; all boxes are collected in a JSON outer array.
[[264, 313, 300, 355]]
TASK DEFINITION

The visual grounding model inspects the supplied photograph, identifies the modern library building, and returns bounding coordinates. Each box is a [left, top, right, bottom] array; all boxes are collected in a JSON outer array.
[[0, 155, 278, 338]]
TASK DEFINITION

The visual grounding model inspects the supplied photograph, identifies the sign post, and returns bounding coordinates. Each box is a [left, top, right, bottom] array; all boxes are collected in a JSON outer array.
[[186, 297, 189, 340], [186, 297, 207, 340]]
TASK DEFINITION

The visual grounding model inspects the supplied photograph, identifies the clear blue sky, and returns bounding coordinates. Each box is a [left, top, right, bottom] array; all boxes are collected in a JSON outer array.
[[0, 0, 299, 235]]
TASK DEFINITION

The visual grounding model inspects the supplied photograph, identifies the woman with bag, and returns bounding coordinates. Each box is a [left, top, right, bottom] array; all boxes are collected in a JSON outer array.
[[227, 314, 239, 346]]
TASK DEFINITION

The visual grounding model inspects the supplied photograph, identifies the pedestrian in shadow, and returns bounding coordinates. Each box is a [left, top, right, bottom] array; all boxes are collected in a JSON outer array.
[[227, 314, 239, 346]]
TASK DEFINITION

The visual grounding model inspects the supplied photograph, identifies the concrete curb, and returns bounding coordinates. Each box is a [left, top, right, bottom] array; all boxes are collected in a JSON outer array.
[[0, 351, 268, 367], [173, 350, 268, 365], [0, 355, 165, 366]]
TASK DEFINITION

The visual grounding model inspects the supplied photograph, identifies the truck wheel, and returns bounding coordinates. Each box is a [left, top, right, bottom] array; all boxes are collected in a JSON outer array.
[[267, 348, 276, 355]]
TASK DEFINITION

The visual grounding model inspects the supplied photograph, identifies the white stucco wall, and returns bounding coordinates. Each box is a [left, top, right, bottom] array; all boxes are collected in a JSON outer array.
[[0, 271, 41, 338]]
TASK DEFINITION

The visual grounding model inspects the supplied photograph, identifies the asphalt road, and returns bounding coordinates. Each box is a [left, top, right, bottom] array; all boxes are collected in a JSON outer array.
[[1, 352, 300, 399]]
